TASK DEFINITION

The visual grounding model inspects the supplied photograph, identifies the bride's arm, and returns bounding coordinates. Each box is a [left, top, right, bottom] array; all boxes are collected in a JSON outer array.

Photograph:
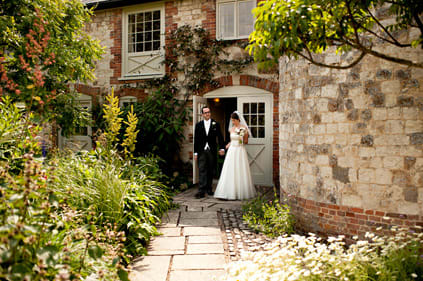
[[243, 126, 249, 144]]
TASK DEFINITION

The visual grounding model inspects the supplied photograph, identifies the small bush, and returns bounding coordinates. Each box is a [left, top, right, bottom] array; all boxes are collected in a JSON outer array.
[[242, 194, 294, 237]]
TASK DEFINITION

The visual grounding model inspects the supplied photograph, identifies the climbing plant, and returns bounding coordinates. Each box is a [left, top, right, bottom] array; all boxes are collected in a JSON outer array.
[[117, 25, 253, 172]]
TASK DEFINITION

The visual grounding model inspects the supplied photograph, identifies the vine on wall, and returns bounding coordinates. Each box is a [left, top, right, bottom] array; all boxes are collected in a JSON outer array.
[[115, 25, 253, 172]]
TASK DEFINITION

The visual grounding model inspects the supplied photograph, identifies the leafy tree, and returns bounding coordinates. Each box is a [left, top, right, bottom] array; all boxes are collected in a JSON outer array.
[[247, 0, 423, 69], [0, 0, 104, 135]]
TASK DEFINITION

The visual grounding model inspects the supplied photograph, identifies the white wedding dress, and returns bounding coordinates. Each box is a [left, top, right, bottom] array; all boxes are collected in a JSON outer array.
[[214, 132, 256, 200]]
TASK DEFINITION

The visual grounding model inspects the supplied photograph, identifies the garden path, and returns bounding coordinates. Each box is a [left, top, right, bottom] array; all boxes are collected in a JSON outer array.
[[129, 185, 274, 281]]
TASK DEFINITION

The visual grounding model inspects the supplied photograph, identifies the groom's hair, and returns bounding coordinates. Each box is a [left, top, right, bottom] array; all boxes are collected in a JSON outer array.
[[202, 106, 210, 114], [231, 112, 240, 120]]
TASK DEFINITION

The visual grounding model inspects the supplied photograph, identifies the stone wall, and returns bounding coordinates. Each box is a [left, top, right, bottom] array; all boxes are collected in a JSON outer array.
[[279, 45, 423, 238]]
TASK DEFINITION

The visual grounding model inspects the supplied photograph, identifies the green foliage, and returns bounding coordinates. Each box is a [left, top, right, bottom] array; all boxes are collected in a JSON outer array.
[[248, 0, 423, 69], [0, 97, 41, 174], [0, 0, 104, 133], [51, 150, 172, 258], [0, 102, 126, 280], [242, 193, 294, 237], [122, 105, 139, 157], [165, 25, 253, 95], [127, 84, 189, 172]]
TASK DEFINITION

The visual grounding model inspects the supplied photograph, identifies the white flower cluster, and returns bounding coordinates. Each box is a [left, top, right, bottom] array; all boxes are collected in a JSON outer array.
[[220, 227, 423, 281]]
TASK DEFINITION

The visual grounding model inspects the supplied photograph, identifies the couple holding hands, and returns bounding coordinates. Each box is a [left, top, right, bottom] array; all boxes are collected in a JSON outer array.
[[194, 106, 256, 200]]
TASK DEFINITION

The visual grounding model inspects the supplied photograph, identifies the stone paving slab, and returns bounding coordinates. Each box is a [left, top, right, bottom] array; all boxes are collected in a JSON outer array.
[[179, 218, 219, 227], [148, 237, 185, 252], [183, 226, 222, 236], [180, 211, 218, 219], [188, 235, 223, 244], [157, 227, 181, 237], [169, 270, 225, 281], [172, 254, 226, 270], [130, 256, 170, 281], [186, 243, 224, 254]]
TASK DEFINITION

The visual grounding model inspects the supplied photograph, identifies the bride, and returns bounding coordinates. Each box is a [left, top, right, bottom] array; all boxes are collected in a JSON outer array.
[[214, 111, 257, 200]]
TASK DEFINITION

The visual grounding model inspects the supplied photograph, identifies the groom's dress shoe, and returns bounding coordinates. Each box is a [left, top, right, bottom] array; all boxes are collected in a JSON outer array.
[[195, 192, 205, 199], [207, 191, 214, 196]]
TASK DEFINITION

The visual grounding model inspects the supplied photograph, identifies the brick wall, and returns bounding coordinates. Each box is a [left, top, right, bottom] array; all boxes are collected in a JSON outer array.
[[279, 41, 423, 237]]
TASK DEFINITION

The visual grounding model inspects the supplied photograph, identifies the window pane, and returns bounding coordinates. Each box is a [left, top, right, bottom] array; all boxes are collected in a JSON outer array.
[[136, 22, 143, 32], [128, 43, 135, 53], [136, 33, 144, 43], [144, 42, 152, 51], [258, 127, 265, 138], [251, 103, 257, 114], [153, 10, 160, 20], [145, 12, 152, 21], [153, 20, 160, 30], [238, 0, 255, 37], [153, 31, 160, 41], [129, 23, 135, 34], [136, 13, 143, 22], [153, 41, 160, 50], [258, 115, 264, 126], [145, 32, 152, 41], [145, 21, 152, 31], [243, 103, 249, 113], [136, 43, 143, 52], [219, 3, 235, 38], [129, 14, 136, 24], [251, 127, 257, 138], [251, 115, 257, 125], [129, 33, 136, 44], [258, 102, 264, 113]]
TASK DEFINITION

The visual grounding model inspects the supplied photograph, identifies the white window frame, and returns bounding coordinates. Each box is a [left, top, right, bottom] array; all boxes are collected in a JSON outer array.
[[119, 95, 137, 108], [121, 2, 165, 80], [216, 0, 256, 40]]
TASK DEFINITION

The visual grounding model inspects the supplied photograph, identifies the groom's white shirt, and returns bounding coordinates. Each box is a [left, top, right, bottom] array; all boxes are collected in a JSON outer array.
[[204, 119, 211, 150]]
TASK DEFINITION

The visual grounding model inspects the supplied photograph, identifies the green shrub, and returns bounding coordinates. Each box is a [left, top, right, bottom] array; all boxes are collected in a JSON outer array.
[[0, 100, 126, 280], [242, 193, 294, 237], [51, 150, 172, 258]]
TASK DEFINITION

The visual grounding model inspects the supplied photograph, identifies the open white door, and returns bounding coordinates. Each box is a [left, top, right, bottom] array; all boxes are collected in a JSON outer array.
[[237, 95, 273, 186], [192, 95, 208, 184]]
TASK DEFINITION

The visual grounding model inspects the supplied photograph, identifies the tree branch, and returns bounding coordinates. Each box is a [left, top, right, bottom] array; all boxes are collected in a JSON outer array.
[[293, 49, 367, 69], [365, 6, 411, 47]]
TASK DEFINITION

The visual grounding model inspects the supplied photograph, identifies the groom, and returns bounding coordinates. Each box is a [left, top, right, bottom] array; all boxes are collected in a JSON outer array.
[[194, 106, 225, 199]]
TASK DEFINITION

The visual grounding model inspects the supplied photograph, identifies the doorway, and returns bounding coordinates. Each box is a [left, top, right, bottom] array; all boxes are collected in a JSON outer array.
[[193, 86, 274, 186]]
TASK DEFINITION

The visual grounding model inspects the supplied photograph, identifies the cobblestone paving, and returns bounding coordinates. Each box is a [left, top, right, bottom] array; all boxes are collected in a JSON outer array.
[[220, 209, 275, 261]]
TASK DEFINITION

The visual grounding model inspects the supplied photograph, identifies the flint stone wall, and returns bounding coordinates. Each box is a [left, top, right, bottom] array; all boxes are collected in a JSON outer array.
[[279, 44, 423, 238]]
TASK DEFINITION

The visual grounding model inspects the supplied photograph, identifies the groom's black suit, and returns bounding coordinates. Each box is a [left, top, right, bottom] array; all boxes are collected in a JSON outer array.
[[194, 119, 224, 197]]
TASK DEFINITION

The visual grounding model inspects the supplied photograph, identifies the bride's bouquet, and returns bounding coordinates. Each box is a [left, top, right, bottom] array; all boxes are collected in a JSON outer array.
[[235, 127, 245, 144]]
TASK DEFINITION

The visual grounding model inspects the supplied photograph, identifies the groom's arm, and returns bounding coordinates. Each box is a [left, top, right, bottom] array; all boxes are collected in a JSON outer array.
[[216, 122, 225, 153]]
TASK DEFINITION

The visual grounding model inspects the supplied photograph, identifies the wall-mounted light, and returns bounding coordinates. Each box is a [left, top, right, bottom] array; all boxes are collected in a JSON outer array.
[[214, 98, 220, 103]]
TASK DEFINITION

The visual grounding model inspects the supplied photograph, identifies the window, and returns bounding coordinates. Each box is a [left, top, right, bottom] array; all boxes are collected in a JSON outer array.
[[119, 96, 137, 108], [122, 3, 165, 79], [243, 102, 265, 138], [217, 0, 256, 40]]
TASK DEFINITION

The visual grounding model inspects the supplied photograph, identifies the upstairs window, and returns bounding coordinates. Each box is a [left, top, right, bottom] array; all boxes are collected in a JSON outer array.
[[217, 0, 256, 40], [122, 3, 165, 79]]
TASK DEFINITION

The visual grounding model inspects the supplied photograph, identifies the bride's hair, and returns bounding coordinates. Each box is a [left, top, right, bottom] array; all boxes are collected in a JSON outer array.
[[231, 112, 240, 120]]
